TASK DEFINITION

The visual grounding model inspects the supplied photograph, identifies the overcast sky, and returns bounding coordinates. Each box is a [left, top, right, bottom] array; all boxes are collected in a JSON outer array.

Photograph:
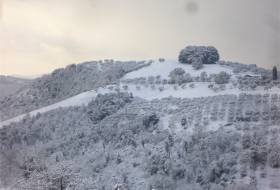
[[0, 0, 279, 76]]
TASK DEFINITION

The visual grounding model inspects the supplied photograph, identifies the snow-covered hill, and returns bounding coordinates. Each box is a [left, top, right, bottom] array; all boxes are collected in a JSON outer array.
[[0, 58, 280, 190], [1, 59, 278, 128]]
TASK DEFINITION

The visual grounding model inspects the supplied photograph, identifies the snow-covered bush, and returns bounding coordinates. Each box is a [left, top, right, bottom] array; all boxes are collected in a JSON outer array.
[[200, 72, 208, 82], [192, 58, 203, 70], [158, 86, 164, 92], [181, 117, 187, 126], [183, 73, 193, 83], [178, 46, 219, 65], [268, 145, 280, 168], [155, 75, 161, 84], [162, 79, 168, 85], [168, 68, 194, 85], [169, 68, 186, 76], [87, 93, 133, 123], [122, 85, 128, 90], [169, 68, 186, 84], [237, 76, 264, 90], [148, 76, 155, 84], [214, 72, 231, 84]]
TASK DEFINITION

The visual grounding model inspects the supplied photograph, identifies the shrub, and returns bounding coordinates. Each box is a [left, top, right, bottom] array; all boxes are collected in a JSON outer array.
[[142, 113, 159, 129], [268, 146, 280, 168], [214, 72, 231, 84], [158, 86, 164, 92], [200, 72, 208, 82], [237, 76, 259, 90], [183, 73, 193, 83], [169, 68, 186, 84], [172, 167, 185, 180], [122, 85, 128, 90], [181, 117, 187, 126], [147, 76, 155, 84], [192, 58, 203, 70], [169, 68, 185, 76]]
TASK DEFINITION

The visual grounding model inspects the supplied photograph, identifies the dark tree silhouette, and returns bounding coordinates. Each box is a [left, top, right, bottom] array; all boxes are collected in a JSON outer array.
[[273, 66, 278, 80], [178, 46, 219, 65]]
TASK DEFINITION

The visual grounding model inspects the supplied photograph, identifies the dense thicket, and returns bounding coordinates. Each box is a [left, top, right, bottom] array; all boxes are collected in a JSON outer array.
[[178, 46, 219, 65]]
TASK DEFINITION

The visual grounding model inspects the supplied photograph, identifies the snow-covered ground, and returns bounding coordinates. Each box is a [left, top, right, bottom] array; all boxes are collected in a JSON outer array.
[[120, 83, 280, 101], [123, 59, 233, 79]]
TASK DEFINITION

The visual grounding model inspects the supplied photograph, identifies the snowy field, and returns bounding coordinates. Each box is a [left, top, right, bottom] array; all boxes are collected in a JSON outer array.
[[120, 84, 280, 100], [123, 59, 233, 79]]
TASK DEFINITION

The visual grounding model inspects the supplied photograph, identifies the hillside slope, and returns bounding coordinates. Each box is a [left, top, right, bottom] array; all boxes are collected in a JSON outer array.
[[0, 59, 280, 190], [1, 59, 277, 127], [0, 60, 149, 121]]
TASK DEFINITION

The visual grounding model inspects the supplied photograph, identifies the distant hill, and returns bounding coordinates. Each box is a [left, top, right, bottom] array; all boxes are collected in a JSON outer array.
[[0, 76, 32, 99]]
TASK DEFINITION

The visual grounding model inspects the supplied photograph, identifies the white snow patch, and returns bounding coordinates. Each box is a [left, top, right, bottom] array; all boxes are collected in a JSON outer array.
[[160, 115, 171, 131], [123, 60, 233, 79], [206, 121, 225, 131]]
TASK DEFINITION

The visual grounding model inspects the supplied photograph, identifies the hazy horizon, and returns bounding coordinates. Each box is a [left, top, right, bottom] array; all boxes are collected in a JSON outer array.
[[0, 0, 279, 76]]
